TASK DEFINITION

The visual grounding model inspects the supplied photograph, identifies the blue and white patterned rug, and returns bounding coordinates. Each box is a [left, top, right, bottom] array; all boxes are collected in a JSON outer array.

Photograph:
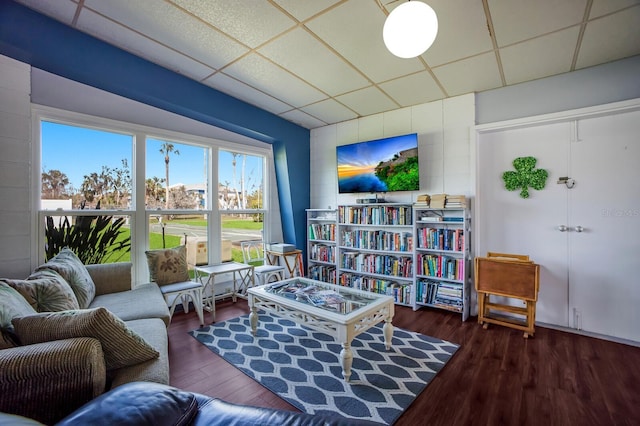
[[189, 313, 459, 425]]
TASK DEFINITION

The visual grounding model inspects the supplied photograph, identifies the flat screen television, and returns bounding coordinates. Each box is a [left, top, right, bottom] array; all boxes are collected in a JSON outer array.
[[336, 133, 419, 194]]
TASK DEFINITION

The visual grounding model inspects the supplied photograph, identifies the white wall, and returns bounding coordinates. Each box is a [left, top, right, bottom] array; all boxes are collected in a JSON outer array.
[[0, 55, 32, 278], [310, 93, 476, 208]]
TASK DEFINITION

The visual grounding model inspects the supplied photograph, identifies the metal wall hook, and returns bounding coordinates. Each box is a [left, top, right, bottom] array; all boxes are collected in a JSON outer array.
[[557, 177, 576, 189]]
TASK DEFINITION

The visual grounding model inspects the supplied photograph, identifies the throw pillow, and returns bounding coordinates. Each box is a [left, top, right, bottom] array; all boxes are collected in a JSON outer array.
[[4, 269, 80, 312], [0, 281, 37, 349], [145, 245, 189, 285], [36, 247, 96, 308], [12, 307, 159, 370]]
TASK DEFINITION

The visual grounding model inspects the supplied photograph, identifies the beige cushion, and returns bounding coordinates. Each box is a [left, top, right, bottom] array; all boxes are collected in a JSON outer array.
[[0, 281, 37, 349], [4, 269, 80, 313], [12, 307, 159, 370], [36, 248, 96, 308], [145, 245, 189, 285], [90, 283, 171, 327]]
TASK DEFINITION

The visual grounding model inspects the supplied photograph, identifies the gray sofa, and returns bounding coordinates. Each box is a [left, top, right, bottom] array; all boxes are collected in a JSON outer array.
[[0, 260, 171, 424]]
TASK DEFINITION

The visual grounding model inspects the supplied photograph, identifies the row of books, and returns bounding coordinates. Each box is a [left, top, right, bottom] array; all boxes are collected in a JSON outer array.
[[416, 254, 464, 280], [414, 194, 467, 209], [308, 265, 336, 283], [308, 223, 336, 241], [416, 228, 464, 252], [340, 229, 413, 252], [338, 272, 409, 302], [309, 243, 335, 263], [338, 205, 412, 226], [416, 280, 463, 312], [386, 282, 412, 305], [341, 252, 413, 278]]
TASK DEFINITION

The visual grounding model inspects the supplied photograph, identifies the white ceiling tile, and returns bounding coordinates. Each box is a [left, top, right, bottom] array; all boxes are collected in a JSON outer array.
[[335, 87, 398, 117], [83, 0, 248, 68], [14, 0, 77, 25], [488, 0, 588, 46], [279, 109, 326, 129], [305, 0, 425, 82], [171, 0, 296, 48], [577, 6, 640, 69], [501, 27, 580, 85], [223, 54, 327, 107], [76, 9, 216, 81], [258, 27, 370, 96], [301, 99, 358, 125], [590, 0, 639, 18], [413, 0, 495, 66], [273, 0, 343, 22], [379, 71, 444, 107], [203, 72, 292, 115], [432, 52, 503, 96]]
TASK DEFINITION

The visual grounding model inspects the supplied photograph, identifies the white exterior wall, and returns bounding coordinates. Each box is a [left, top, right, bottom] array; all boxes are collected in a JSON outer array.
[[0, 55, 32, 278]]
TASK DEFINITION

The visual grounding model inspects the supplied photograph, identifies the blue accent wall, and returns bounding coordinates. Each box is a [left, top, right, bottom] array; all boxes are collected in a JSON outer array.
[[0, 0, 310, 249]]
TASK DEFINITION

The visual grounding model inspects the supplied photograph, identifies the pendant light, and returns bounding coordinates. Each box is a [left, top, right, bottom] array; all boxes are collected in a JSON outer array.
[[383, 1, 438, 59]]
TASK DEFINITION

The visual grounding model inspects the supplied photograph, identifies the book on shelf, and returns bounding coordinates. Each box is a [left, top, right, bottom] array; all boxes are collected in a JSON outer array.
[[445, 194, 466, 208], [429, 194, 447, 209], [415, 194, 431, 207]]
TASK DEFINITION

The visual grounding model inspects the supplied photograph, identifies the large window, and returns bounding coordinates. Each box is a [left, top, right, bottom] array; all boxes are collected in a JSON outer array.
[[218, 150, 266, 263], [37, 111, 271, 278]]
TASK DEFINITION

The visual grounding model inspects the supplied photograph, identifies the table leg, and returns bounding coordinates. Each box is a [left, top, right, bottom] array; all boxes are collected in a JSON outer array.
[[340, 341, 353, 382], [383, 317, 393, 350], [249, 302, 259, 336]]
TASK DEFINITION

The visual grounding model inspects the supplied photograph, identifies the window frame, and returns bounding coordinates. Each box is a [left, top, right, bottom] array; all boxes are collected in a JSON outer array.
[[33, 106, 273, 283]]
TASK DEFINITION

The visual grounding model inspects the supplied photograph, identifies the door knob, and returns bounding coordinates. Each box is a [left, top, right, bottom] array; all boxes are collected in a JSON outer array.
[[557, 225, 567, 232], [574, 225, 584, 233]]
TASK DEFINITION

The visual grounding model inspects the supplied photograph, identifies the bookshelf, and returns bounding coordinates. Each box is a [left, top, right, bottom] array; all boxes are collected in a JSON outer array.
[[337, 204, 414, 306], [413, 204, 470, 320], [306, 209, 337, 284]]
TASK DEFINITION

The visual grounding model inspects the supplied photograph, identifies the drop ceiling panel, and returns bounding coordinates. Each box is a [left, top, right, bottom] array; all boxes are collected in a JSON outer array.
[[501, 27, 580, 85], [222, 53, 327, 107], [14, 0, 640, 130], [336, 86, 398, 117], [590, 0, 639, 18], [273, 0, 344, 22], [301, 99, 358, 124], [258, 27, 370, 96], [83, 0, 248, 69], [305, 0, 424, 82], [203, 72, 292, 115], [379, 71, 444, 106], [433, 52, 503, 97], [279, 109, 326, 129], [420, 0, 495, 67], [577, 6, 640, 69], [15, 0, 77, 24], [171, 0, 296, 49], [488, 0, 588, 46], [76, 9, 216, 81]]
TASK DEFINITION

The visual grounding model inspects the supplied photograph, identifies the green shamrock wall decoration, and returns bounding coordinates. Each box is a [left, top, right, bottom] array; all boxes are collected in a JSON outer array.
[[502, 156, 548, 199]]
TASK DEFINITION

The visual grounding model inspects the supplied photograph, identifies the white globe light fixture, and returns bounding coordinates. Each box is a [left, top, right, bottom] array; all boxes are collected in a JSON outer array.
[[383, 1, 438, 59]]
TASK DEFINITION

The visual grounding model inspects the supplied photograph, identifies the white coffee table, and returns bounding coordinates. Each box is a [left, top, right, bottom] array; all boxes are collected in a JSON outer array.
[[247, 277, 394, 382]]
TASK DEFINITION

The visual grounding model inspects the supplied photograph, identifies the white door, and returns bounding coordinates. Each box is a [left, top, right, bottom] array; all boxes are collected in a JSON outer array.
[[477, 122, 571, 327], [568, 110, 640, 341]]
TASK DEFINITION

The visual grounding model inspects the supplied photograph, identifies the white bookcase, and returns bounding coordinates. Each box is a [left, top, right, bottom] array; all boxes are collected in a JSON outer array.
[[413, 205, 471, 321], [306, 209, 337, 284], [336, 203, 414, 306]]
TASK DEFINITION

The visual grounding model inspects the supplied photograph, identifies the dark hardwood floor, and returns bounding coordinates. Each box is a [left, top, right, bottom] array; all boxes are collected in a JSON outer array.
[[168, 300, 640, 425]]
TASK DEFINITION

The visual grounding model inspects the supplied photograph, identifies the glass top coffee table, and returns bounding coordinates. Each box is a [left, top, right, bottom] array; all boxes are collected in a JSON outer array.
[[247, 277, 394, 382]]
